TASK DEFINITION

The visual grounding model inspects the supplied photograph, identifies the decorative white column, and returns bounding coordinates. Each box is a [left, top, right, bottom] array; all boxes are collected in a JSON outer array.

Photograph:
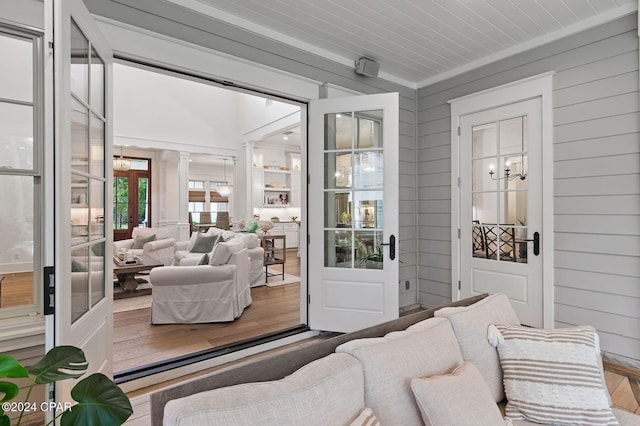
[[177, 151, 190, 241], [243, 141, 255, 219]]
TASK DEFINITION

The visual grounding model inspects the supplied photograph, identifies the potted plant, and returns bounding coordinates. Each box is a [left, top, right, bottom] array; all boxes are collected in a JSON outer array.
[[358, 246, 383, 269], [0, 346, 132, 426]]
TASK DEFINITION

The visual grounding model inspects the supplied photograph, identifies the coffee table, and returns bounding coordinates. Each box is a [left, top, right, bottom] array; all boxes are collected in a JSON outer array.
[[113, 255, 163, 292]]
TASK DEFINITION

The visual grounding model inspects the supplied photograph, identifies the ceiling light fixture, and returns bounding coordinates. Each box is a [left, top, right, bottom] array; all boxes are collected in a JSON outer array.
[[217, 158, 233, 197], [113, 145, 131, 171]]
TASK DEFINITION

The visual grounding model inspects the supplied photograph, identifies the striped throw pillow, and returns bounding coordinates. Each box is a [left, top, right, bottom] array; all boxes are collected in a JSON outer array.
[[349, 407, 380, 426], [489, 324, 618, 426]]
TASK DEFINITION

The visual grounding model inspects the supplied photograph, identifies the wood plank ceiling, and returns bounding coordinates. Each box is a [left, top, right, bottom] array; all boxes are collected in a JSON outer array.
[[171, 0, 636, 88]]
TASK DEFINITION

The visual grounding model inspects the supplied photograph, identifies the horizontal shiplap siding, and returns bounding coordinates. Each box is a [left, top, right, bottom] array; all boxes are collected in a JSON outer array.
[[417, 14, 639, 361]]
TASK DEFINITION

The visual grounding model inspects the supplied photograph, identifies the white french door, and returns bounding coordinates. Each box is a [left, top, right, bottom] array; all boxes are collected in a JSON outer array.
[[308, 93, 399, 333], [52, 0, 114, 392], [458, 98, 543, 327]]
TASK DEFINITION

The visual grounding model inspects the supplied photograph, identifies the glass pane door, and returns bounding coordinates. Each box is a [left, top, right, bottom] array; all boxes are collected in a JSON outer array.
[[323, 110, 384, 270], [471, 116, 528, 263]]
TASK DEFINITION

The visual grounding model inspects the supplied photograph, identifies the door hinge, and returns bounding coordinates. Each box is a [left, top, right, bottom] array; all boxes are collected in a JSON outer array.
[[457, 126, 461, 136], [457, 228, 461, 239], [457, 177, 461, 188], [43, 266, 55, 315], [458, 280, 461, 290], [308, 294, 311, 305]]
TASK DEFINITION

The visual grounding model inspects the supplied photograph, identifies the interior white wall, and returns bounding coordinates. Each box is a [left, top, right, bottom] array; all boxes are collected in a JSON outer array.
[[113, 64, 240, 151], [236, 94, 300, 136]]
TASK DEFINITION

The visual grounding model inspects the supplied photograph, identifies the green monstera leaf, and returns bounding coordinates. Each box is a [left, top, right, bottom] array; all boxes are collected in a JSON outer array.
[[0, 413, 10, 426], [60, 373, 132, 426], [26, 346, 88, 384], [0, 381, 19, 404], [0, 356, 28, 381]]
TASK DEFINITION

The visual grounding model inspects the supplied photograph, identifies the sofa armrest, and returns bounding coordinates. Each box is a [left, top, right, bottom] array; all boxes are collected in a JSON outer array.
[[144, 238, 176, 252], [174, 240, 190, 251], [114, 239, 134, 251], [150, 264, 236, 287]]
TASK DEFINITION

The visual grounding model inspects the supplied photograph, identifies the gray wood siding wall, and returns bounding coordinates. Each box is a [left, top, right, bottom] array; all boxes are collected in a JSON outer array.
[[417, 14, 639, 361], [86, 0, 419, 307]]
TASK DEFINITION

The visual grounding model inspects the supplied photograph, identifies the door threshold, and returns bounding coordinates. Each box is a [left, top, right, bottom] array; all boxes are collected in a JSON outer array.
[[115, 325, 311, 387]]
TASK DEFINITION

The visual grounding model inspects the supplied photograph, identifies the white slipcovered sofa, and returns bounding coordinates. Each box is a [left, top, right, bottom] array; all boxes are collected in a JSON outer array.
[[113, 227, 176, 264], [159, 294, 640, 426], [173, 229, 265, 287]]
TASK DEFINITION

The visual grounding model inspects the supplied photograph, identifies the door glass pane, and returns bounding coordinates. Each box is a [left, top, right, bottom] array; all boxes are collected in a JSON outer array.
[[113, 176, 129, 230], [356, 111, 382, 148], [472, 192, 497, 224], [324, 191, 351, 228], [324, 110, 385, 269], [89, 114, 104, 178], [472, 122, 496, 158], [70, 19, 88, 103], [353, 191, 383, 229], [324, 152, 351, 189], [71, 245, 89, 321], [71, 97, 88, 173], [353, 151, 383, 189], [71, 175, 89, 242], [90, 179, 104, 240], [89, 242, 104, 307], [472, 158, 496, 192], [325, 112, 352, 150], [0, 103, 33, 170], [355, 230, 383, 269], [0, 176, 35, 309], [89, 48, 104, 117], [325, 230, 352, 268], [500, 116, 527, 155], [138, 178, 149, 227]]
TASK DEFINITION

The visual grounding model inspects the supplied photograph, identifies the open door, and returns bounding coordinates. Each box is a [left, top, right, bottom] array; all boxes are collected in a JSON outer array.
[[308, 93, 399, 332], [53, 0, 113, 395]]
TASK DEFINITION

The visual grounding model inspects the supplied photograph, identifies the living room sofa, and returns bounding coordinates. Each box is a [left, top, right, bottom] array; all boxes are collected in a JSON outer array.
[[152, 294, 640, 425], [173, 229, 265, 287], [113, 227, 176, 264]]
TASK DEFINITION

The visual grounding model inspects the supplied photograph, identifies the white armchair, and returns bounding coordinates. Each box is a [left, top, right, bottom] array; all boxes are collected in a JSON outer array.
[[113, 227, 176, 264]]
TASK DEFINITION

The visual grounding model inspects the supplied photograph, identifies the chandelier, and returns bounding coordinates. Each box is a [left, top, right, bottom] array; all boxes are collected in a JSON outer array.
[[217, 158, 233, 197], [113, 145, 131, 171]]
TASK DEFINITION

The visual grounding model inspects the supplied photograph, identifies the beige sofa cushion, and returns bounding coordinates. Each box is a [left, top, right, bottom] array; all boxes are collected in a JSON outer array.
[[435, 293, 520, 402], [490, 324, 617, 426], [336, 317, 463, 426], [411, 361, 507, 426], [163, 353, 365, 426]]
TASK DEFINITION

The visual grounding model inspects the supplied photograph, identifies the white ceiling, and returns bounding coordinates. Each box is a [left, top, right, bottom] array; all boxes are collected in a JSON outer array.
[[172, 0, 637, 88]]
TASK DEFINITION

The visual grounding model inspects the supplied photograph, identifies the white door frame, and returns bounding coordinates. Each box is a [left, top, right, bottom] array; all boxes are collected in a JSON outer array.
[[449, 72, 555, 328]]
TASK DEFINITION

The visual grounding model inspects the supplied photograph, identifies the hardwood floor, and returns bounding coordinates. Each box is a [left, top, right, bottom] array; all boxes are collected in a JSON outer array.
[[0, 272, 34, 308], [113, 249, 302, 372]]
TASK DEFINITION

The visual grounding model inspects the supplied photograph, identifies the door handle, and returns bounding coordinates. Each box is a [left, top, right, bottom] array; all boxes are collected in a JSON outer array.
[[522, 232, 540, 256], [381, 235, 396, 260]]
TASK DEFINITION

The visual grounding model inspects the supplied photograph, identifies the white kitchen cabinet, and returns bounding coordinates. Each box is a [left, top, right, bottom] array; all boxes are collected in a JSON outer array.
[[284, 222, 299, 248]]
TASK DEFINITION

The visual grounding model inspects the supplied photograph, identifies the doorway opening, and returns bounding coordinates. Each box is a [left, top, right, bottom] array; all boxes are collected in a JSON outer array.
[[111, 60, 307, 383]]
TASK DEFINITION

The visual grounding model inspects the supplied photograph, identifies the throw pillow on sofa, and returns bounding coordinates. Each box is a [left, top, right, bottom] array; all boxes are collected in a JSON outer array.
[[190, 233, 219, 253], [132, 233, 156, 249], [411, 361, 507, 426], [336, 317, 464, 426], [197, 253, 209, 265], [434, 293, 520, 402], [488, 324, 617, 425]]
